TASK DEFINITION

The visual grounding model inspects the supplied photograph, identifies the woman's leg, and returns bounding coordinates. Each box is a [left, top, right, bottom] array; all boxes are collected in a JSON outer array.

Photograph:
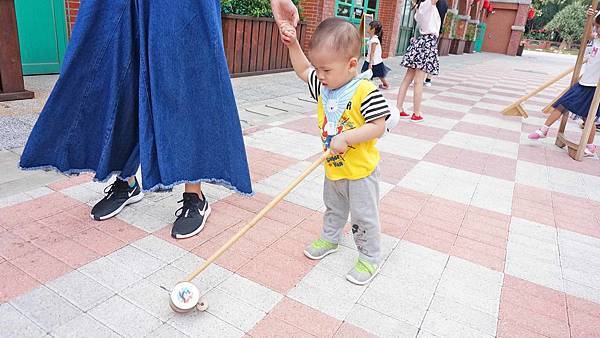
[[413, 69, 427, 117], [396, 68, 416, 112], [185, 183, 202, 197]]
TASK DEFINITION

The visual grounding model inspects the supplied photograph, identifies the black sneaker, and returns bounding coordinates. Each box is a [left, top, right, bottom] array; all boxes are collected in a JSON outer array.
[[90, 178, 144, 221], [424, 79, 432, 87], [171, 192, 211, 239]]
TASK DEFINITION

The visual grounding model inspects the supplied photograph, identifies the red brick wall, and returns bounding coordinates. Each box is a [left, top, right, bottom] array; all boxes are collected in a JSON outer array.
[[378, 0, 404, 58], [64, 0, 80, 37], [299, 0, 335, 51]]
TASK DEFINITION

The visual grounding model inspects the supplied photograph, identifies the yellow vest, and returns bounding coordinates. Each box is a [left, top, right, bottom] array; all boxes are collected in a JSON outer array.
[[317, 80, 381, 181]]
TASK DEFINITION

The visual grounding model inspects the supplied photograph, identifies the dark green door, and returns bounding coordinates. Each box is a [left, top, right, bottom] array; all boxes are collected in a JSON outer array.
[[396, 0, 416, 55], [14, 0, 68, 75]]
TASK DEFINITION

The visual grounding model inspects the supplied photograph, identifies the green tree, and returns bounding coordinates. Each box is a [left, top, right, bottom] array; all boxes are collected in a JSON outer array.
[[221, 0, 301, 18], [545, 2, 587, 48]]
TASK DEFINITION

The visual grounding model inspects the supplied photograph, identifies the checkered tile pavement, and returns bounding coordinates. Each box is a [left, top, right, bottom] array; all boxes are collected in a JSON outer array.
[[2, 53, 600, 337]]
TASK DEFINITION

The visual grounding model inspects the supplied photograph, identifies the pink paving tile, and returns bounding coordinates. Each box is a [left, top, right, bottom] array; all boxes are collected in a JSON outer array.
[[468, 107, 501, 116], [38, 211, 95, 237], [390, 121, 448, 143], [483, 162, 516, 181], [71, 227, 127, 256], [334, 322, 377, 337], [95, 217, 147, 243], [10, 220, 55, 242], [567, 295, 600, 321], [496, 319, 550, 338], [380, 211, 411, 239], [453, 236, 505, 260], [279, 117, 319, 136], [249, 314, 315, 337], [269, 297, 342, 337], [479, 97, 513, 106], [242, 124, 271, 135], [48, 173, 94, 191], [433, 95, 478, 106], [0, 203, 37, 230], [0, 261, 40, 303], [27, 193, 82, 220], [10, 248, 72, 284], [445, 88, 485, 98], [502, 274, 568, 308], [500, 284, 567, 322], [451, 244, 505, 271], [403, 226, 455, 254], [193, 234, 262, 272], [296, 217, 325, 236], [246, 146, 299, 182], [569, 310, 600, 338], [421, 197, 468, 220], [32, 231, 99, 269], [0, 231, 37, 260], [466, 206, 511, 225], [498, 300, 569, 337], [421, 106, 466, 120], [458, 221, 507, 245], [513, 184, 552, 204], [414, 214, 461, 234], [237, 248, 313, 294], [270, 236, 318, 268], [379, 152, 418, 185]]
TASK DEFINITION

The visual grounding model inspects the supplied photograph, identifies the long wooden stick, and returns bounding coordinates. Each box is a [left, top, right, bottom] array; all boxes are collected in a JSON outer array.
[[185, 150, 331, 282], [501, 66, 574, 115], [557, 0, 598, 147]]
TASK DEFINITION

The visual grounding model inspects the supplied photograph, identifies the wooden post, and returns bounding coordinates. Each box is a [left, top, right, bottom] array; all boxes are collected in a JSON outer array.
[[555, 0, 598, 148], [568, 78, 600, 160], [0, 0, 34, 102]]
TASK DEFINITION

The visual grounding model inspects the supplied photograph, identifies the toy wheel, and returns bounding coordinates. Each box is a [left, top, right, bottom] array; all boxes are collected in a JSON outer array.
[[196, 300, 208, 311]]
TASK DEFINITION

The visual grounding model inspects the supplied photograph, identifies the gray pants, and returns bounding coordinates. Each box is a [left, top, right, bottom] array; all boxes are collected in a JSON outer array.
[[321, 168, 381, 264]]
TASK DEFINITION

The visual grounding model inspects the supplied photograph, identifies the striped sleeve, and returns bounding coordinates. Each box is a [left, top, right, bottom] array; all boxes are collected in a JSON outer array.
[[307, 68, 322, 101], [360, 89, 391, 123]]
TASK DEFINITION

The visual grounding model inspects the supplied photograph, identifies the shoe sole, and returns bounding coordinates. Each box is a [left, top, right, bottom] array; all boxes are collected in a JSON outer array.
[[346, 265, 381, 286], [303, 247, 338, 260], [173, 204, 212, 239], [410, 119, 424, 123], [91, 192, 145, 221]]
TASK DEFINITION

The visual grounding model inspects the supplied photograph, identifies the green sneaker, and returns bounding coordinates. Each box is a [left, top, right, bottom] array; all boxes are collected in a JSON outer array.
[[346, 259, 379, 285], [303, 239, 338, 260]]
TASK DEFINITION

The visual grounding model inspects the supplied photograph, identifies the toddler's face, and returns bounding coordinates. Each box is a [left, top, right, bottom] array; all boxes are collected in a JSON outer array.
[[309, 48, 358, 90]]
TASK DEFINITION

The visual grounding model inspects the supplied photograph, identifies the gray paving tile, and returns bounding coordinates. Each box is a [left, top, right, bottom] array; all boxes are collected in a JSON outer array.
[[0, 303, 46, 338], [10, 286, 83, 332], [50, 313, 120, 338], [105, 245, 167, 277], [78, 256, 144, 292], [131, 235, 188, 264], [345, 304, 419, 338], [168, 310, 244, 338], [120, 278, 175, 322], [147, 323, 189, 338], [217, 273, 283, 313], [204, 288, 267, 332], [88, 295, 162, 337], [46, 270, 115, 311]]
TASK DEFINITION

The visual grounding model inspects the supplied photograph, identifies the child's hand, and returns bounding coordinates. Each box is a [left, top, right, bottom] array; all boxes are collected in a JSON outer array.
[[280, 23, 297, 45], [330, 133, 349, 155]]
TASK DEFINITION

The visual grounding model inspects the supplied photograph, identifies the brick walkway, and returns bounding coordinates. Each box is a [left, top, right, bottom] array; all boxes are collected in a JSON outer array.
[[1, 51, 600, 337]]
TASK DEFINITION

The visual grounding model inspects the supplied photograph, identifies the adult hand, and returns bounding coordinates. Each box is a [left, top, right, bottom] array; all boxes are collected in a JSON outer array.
[[271, 0, 299, 28], [587, 5, 597, 18]]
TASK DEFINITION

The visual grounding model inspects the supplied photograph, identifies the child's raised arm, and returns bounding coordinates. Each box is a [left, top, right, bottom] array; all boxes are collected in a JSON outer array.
[[280, 24, 312, 83]]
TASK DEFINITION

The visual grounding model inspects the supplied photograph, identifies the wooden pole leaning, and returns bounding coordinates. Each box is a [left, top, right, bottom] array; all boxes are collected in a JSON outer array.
[[184, 149, 330, 283], [501, 66, 575, 118], [555, 0, 598, 149]]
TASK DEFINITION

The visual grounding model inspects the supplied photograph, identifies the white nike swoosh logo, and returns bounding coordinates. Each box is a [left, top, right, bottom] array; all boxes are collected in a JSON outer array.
[[198, 204, 207, 216], [128, 190, 135, 198]]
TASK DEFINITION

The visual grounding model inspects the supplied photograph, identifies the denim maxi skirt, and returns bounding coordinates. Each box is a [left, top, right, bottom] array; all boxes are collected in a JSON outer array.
[[19, 0, 253, 195]]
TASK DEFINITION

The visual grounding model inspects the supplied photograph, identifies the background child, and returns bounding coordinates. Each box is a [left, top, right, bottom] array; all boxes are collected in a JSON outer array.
[[280, 18, 390, 285], [361, 21, 390, 90], [528, 7, 600, 157], [396, 0, 441, 122]]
